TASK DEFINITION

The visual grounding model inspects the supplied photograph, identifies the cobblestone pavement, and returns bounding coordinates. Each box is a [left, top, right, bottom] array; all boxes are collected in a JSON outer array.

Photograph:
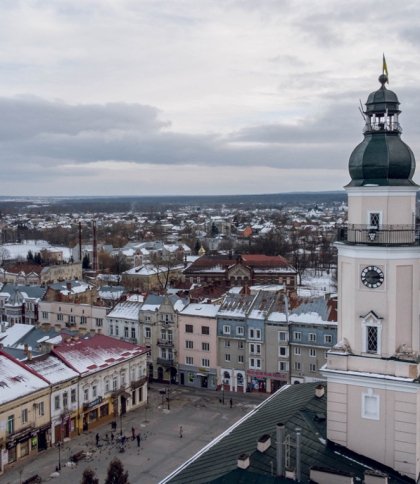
[[2, 385, 268, 484]]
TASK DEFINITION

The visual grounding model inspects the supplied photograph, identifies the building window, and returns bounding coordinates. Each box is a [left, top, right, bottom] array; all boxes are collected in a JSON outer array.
[[293, 331, 302, 341], [42, 311, 48, 320], [92, 385, 97, 397], [96, 318, 103, 327], [278, 331, 288, 342], [113, 377, 117, 390], [309, 333, 317, 342], [80, 316, 87, 325], [84, 388, 89, 401], [63, 392, 68, 408], [223, 325, 231, 335], [249, 358, 261, 369], [71, 389, 76, 403], [185, 340, 193, 349], [309, 348, 316, 357], [225, 354, 231, 362], [224, 340, 230, 348], [236, 326, 244, 336], [309, 363, 317, 372], [115, 325, 119, 336], [186, 356, 194, 365], [238, 355, 244, 363], [54, 395, 60, 410], [201, 326, 209, 335], [110, 324, 113, 335], [145, 327, 151, 338], [57, 313, 63, 321], [279, 361, 289, 372], [202, 342, 210, 351], [249, 343, 261, 354], [38, 402, 44, 416], [124, 327, 129, 338], [294, 347, 301, 355], [362, 314, 382, 354], [369, 212, 381, 228], [131, 327, 136, 339], [279, 346, 288, 357], [324, 335, 332, 344], [202, 358, 210, 367], [185, 324, 193, 333], [248, 328, 261, 340], [238, 341, 244, 350], [69, 315, 75, 324], [21, 408, 28, 424], [7, 415, 14, 435], [294, 361, 301, 371], [362, 389, 380, 420]]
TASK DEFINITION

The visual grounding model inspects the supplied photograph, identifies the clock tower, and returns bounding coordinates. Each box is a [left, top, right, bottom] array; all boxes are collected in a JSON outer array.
[[324, 71, 420, 479]]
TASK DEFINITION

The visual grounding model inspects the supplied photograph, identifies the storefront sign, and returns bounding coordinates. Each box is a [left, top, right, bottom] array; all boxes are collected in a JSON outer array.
[[83, 396, 103, 410]]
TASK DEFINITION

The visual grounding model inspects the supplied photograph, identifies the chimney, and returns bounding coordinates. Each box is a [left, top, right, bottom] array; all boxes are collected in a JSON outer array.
[[364, 470, 389, 484], [315, 384, 325, 398], [27, 350, 32, 361], [24, 343, 29, 354], [54, 324, 61, 332], [237, 453, 250, 470], [257, 434, 271, 453], [276, 423, 285, 477], [296, 427, 302, 482], [78, 221, 82, 262]]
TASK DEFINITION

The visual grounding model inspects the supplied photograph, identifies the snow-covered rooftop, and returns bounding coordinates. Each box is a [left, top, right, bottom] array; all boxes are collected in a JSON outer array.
[[107, 301, 142, 320], [26, 354, 79, 384], [0, 323, 34, 347], [180, 303, 220, 318], [0, 353, 49, 405]]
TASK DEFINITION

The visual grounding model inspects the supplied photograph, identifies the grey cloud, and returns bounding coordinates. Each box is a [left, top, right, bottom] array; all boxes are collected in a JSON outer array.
[[0, 96, 169, 141]]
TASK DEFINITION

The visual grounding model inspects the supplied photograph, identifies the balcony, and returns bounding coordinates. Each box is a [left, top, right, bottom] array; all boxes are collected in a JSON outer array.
[[157, 338, 174, 348], [336, 224, 420, 246], [157, 357, 174, 367], [131, 376, 148, 389]]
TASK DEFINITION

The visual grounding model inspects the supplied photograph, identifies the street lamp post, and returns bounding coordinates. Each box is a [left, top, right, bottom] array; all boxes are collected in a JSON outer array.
[[57, 442, 61, 471], [167, 388, 170, 410]]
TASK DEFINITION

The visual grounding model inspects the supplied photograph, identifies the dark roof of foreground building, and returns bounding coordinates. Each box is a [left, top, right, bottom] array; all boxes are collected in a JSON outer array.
[[162, 383, 413, 484]]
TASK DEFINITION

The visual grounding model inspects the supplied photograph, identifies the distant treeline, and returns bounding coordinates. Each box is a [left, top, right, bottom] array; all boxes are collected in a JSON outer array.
[[0, 192, 348, 215]]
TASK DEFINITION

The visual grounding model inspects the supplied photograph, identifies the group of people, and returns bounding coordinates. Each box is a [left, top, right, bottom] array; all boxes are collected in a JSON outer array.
[[95, 427, 141, 448]]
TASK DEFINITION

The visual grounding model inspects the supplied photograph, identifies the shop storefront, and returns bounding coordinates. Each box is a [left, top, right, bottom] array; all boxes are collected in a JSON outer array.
[[247, 370, 288, 393], [179, 365, 217, 390], [5, 423, 50, 469], [81, 396, 112, 431]]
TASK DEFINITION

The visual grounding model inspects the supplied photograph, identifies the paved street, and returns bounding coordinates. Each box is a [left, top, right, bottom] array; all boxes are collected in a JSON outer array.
[[2, 385, 268, 484]]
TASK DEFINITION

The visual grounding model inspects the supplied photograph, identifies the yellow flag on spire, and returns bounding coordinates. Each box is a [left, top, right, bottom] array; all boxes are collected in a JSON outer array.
[[382, 54, 389, 83]]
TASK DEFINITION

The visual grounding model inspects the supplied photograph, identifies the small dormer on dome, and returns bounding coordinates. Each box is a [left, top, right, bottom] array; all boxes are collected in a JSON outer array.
[[347, 71, 417, 187]]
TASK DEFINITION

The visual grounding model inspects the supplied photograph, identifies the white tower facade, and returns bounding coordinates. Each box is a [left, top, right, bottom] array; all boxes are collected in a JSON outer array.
[[324, 73, 420, 479]]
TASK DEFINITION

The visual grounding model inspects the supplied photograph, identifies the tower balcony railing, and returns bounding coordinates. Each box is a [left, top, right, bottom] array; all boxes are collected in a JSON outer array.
[[336, 224, 420, 246], [363, 121, 402, 134]]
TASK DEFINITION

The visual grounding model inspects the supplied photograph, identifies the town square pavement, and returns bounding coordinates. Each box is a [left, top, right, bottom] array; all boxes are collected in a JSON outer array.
[[2, 384, 268, 484]]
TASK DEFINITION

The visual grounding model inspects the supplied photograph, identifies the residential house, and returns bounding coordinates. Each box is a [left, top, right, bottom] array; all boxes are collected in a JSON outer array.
[[52, 334, 148, 433], [0, 351, 50, 475], [106, 299, 143, 344]]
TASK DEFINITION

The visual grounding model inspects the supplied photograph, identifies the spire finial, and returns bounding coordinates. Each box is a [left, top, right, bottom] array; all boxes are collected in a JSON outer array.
[[381, 54, 389, 85]]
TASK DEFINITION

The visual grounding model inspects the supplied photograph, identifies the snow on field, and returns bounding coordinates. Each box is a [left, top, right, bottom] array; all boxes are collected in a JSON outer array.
[[298, 269, 336, 298]]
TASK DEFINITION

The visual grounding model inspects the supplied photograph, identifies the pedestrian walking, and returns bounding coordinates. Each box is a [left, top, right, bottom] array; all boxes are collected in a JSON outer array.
[[95, 433, 100, 446], [132, 426, 135, 440], [179, 426, 183, 438], [111, 432, 114, 443], [105, 432, 109, 443], [122, 435, 126, 446], [136, 433, 141, 447], [230, 398, 233, 408]]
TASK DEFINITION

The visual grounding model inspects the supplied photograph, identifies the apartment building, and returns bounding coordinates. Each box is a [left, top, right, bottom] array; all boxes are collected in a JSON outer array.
[[178, 303, 220, 390]]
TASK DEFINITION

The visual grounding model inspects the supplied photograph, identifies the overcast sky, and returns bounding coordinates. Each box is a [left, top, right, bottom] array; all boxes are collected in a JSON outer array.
[[2, 0, 420, 197]]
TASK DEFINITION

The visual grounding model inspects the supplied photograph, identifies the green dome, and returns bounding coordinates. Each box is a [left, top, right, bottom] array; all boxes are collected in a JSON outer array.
[[348, 133, 416, 186], [347, 73, 417, 187]]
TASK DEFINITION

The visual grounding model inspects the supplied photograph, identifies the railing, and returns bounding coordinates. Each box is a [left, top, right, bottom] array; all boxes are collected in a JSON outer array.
[[157, 357, 174, 367], [363, 121, 402, 134], [157, 338, 174, 347], [336, 225, 420, 246]]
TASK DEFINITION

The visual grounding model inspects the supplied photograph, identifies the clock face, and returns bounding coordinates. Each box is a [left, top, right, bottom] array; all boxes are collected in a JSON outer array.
[[361, 266, 384, 289]]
